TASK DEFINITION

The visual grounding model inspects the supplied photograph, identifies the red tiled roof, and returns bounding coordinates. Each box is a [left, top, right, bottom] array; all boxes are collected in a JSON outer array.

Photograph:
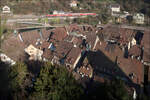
[[72, 37, 79, 44], [54, 41, 73, 58], [42, 49, 53, 60], [128, 45, 141, 57], [141, 30, 150, 62], [41, 29, 51, 39], [21, 29, 52, 46], [64, 35, 83, 47], [86, 32, 97, 50], [143, 51, 150, 63], [21, 30, 41, 46], [40, 41, 50, 49], [72, 37, 83, 46], [65, 47, 81, 65], [51, 27, 68, 41], [119, 28, 136, 41], [67, 24, 83, 33], [64, 35, 74, 42], [84, 26, 95, 32], [102, 26, 120, 38], [1, 34, 26, 61], [95, 41, 144, 84], [101, 26, 136, 44], [119, 58, 143, 84]]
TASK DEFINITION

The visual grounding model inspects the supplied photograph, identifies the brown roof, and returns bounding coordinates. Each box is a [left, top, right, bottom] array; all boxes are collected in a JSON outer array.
[[102, 26, 136, 43], [141, 30, 150, 62], [64, 35, 83, 47], [20, 29, 52, 46], [21, 30, 41, 46], [119, 58, 143, 84], [1, 34, 26, 61], [102, 26, 120, 36], [41, 29, 51, 39], [64, 35, 74, 42], [54, 41, 73, 58], [143, 51, 150, 63], [83, 26, 95, 32], [42, 49, 53, 60], [72, 37, 83, 46], [128, 45, 141, 57], [65, 47, 81, 65], [40, 41, 50, 49], [86, 32, 97, 49], [51, 27, 68, 41], [72, 37, 79, 45], [119, 28, 136, 42], [67, 24, 83, 33], [94, 41, 144, 84]]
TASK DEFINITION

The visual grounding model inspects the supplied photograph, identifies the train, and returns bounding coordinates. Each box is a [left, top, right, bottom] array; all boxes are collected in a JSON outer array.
[[46, 13, 97, 17]]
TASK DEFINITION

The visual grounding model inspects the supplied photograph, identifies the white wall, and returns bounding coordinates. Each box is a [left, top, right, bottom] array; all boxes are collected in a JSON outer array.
[[111, 7, 120, 12]]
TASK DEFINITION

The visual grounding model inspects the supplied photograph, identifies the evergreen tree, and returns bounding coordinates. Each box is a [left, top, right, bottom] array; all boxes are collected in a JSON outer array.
[[30, 62, 84, 100], [9, 62, 29, 100], [0, 61, 11, 100], [107, 79, 131, 100], [86, 79, 132, 100]]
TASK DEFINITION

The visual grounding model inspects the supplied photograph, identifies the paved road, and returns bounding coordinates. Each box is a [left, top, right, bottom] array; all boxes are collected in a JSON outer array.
[[5, 14, 83, 23], [4, 14, 150, 31], [6, 17, 68, 23]]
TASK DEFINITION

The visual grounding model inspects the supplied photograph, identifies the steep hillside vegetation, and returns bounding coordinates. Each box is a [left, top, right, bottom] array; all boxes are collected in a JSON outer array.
[[116, 0, 150, 16], [1, 0, 150, 17]]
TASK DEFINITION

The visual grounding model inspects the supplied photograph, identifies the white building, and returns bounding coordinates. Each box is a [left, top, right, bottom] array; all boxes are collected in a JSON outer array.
[[24, 44, 43, 60], [70, 0, 77, 7], [0, 53, 16, 65], [2, 6, 11, 13], [133, 13, 144, 24], [53, 10, 65, 14], [110, 4, 120, 16], [110, 4, 120, 12]]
